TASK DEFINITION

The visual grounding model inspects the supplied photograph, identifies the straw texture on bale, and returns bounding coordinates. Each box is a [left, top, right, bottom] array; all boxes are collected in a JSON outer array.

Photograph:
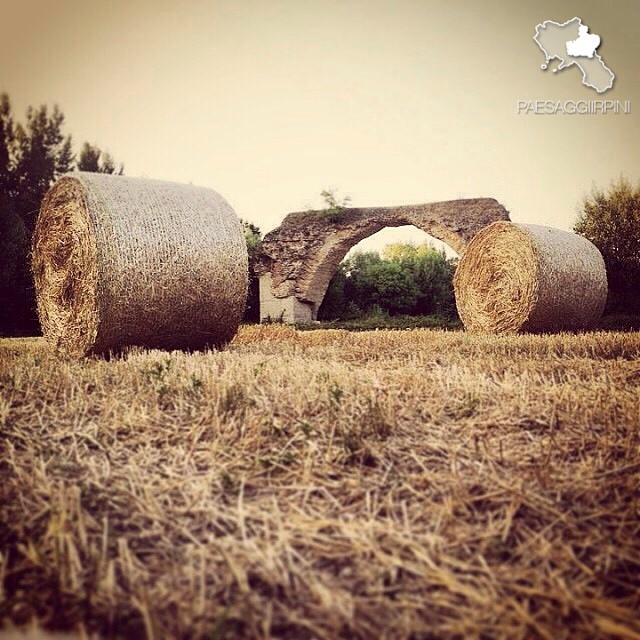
[[32, 172, 248, 356], [453, 222, 607, 333]]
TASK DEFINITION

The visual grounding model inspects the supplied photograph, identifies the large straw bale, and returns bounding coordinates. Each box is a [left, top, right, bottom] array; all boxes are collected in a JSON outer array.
[[32, 172, 247, 356], [453, 222, 607, 333]]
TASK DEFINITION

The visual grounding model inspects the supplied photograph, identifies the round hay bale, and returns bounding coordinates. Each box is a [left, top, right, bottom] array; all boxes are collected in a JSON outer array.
[[453, 222, 607, 333], [32, 172, 248, 357]]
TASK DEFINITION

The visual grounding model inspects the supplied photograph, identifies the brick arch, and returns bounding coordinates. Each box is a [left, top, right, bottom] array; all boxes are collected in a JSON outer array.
[[255, 198, 510, 323]]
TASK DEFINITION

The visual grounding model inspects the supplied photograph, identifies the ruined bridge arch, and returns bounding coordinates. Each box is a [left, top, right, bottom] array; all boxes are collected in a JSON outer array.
[[255, 198, 510, 323]]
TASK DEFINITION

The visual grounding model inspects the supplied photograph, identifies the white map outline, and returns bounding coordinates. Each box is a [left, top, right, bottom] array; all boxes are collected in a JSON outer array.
[[533, 17, 615, 94]]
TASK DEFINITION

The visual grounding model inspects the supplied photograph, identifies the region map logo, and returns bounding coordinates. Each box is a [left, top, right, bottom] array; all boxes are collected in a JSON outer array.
[[517, 17, 629, 115], [534, 17, 614, 93]]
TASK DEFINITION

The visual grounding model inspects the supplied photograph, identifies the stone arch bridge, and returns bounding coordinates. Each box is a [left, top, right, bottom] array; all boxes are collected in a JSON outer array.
[[255, 198, 510, 323]]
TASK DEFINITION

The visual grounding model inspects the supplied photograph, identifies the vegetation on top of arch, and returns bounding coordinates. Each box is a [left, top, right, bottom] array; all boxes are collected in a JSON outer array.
[[294, 188, 353, 224]]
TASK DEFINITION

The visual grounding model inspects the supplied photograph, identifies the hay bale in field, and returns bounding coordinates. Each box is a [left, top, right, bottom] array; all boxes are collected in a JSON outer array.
[[453, 222, 607, 333], [32, 172, 248, 357]]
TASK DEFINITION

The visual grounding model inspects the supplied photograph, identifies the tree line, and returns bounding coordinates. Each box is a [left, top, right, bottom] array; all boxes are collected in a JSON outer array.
[[0, 93, 122, 334], [1, 91, 639, 335], [574, 177, 640, 315]]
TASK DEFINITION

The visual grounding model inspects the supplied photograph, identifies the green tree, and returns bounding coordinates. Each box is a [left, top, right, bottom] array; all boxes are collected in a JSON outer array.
[[367, 260, 419, 315], [383, 243, 457, 316], [10, 102, 74, 231], [0, 193, 30, 332], [0, 94, 14, 194], [77, 142, 123, 175], [574, 177, 640, 313], [320, 188, 351, 214], [0, 93, 124, 335], [309, 188, 352, 223], [240, 219, 262, 322], [343, 251, 382, 312], [0, 95, 64, 333], [318, 242, 458, 322], [0, 96, 29, 332]]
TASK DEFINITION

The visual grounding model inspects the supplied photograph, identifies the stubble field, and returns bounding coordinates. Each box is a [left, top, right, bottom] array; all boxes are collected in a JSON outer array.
[[0, 325, 639, 639]]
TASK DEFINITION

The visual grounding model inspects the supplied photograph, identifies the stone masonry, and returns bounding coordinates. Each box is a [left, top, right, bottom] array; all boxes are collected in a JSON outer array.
[[255, 198, 510, 323]]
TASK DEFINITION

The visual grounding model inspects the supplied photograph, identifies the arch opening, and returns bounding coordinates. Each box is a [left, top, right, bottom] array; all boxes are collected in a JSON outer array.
[[347, 225, 459, 260], [313, 225, 460, 321]]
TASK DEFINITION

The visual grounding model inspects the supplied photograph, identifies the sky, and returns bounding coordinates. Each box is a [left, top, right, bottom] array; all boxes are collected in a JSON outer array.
[[1, 0, 639, 255]]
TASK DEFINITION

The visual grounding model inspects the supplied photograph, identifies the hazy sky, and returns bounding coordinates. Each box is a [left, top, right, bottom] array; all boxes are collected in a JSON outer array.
[[1, 0, 639, 254]]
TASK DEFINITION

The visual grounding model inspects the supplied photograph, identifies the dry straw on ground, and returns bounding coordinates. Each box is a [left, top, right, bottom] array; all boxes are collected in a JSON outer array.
[[32, 173, 247, 357], [1, 327, 639, 639], [454, 222, 607, 333]]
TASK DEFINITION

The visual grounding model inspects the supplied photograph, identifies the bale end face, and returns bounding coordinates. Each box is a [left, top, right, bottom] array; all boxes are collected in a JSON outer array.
[[453, 222, 539, 333], [32, 177, 99, 357], [454, 221, 607, 334]]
